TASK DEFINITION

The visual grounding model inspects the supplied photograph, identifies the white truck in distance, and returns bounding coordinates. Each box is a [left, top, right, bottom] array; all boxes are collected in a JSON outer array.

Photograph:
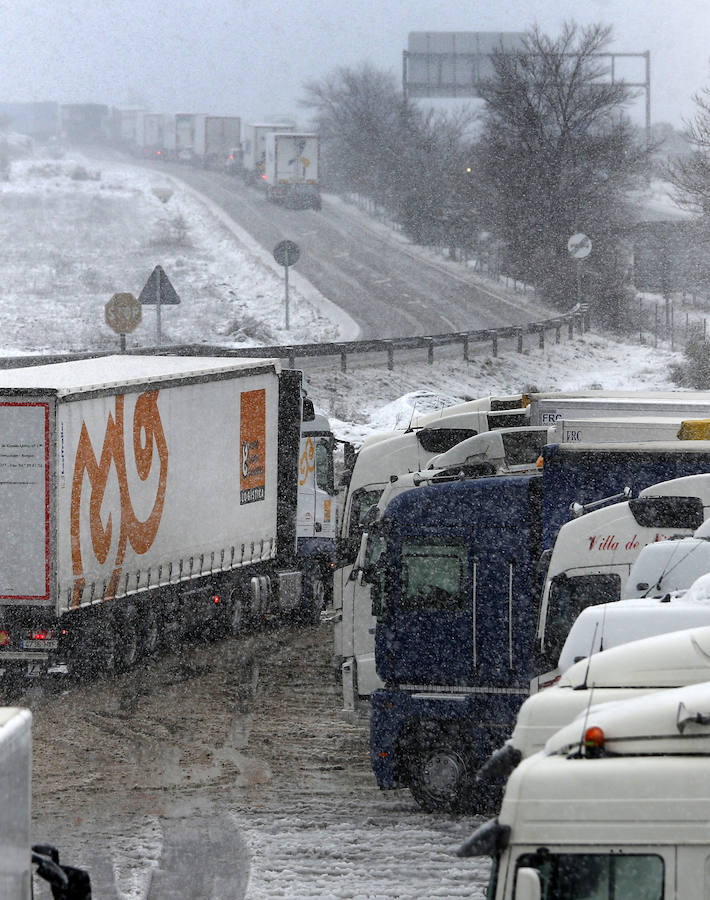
[[548, 414, 710, 443], [264, 132, 321, 209], [460, 680, 710, 899], [0, 355, 334, 681], [537, 472, 710, 671], [242, 121, 295, 185]]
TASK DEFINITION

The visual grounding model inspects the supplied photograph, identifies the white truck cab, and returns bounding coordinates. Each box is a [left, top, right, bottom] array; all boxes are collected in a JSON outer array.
[[625, 516, 710, 599], [460, 680, 710, 899], [536, 473, 710, 671], [534, 592, 710, 691], [509, 624, 710, 763]]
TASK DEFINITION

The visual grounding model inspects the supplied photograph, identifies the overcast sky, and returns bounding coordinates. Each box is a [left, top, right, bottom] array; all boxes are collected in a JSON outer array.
[[1, 0, 708, 129]]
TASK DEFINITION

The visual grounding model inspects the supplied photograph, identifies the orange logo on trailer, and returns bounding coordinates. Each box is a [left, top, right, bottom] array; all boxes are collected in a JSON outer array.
[[240, 389, 266, 504], [70, 391, 168, 608], [299, 437, 315, 486]]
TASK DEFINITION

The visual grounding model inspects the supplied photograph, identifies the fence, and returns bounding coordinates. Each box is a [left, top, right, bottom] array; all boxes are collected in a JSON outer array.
[[0, 307, 588, 373]]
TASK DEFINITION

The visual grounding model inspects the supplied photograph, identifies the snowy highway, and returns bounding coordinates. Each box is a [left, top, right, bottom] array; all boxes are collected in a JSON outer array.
[[144, 161, 553, 340], [28, 620, 489, 899]]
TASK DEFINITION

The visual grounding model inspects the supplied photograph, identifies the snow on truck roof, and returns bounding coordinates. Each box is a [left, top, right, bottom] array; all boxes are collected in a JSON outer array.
[[0, 355, 281, 395]]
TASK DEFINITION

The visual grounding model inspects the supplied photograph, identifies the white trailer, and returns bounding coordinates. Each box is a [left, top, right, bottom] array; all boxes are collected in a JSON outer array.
[[264, 132, 321, 209], [175, 113, 206, 162], [204, 116, 241, 168], [0, 355, 331, 680], [242, 121, 295, 184], [0, 707, 32, 897], [461, 681, 710, 899], [548, 414, 710, 444], [527, 391, 710, 426]]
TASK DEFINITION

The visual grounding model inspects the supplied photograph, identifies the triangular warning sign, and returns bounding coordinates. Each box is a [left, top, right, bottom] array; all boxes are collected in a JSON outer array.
[[139, 265, 181, 305]]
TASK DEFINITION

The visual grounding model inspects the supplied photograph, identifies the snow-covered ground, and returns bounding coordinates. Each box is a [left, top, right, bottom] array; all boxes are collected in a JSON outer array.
[[4, 150, 693, 900]]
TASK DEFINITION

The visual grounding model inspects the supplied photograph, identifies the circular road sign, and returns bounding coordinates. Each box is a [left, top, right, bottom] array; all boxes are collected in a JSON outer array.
[[567, 232, 592, 260], [273, 240, 300, 267], [105, 292, 142, 334]]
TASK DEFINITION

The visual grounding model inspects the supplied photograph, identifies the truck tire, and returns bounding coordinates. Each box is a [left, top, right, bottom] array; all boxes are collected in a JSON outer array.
[[114, 604, 140, 671], [406, 722, 477, 814], [83, 615, 117, 679], [229, 589, 251, 636], [140, 604, 160, 657]]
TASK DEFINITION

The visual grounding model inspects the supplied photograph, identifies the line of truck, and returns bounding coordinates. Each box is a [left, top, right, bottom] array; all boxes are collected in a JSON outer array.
[[331, 388, 710, 813], [0, 354, 337, 684]]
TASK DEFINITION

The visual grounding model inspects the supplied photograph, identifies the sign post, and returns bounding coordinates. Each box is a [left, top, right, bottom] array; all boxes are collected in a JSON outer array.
[[272, 240, 300, 330], [567, 232, 592, 307], [138, 265, 181, 345], [105, 292, 142, 351]]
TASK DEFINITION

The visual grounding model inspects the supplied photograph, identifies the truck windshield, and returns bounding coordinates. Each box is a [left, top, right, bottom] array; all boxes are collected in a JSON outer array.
[[400, 537, 467, 611], [545, 573, 620, 663], [515, 851, 664, 899]]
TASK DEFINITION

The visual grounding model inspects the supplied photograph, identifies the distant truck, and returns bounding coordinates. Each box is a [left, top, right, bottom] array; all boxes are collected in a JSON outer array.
[[175, 113, 207, 162], [0, 355, 335, 681], [242, 121, 295, 185], [204, 116, 241, 169], [136, 113, 175, 159], [264, 132, 321, 209], [460, 681, 710, 899]]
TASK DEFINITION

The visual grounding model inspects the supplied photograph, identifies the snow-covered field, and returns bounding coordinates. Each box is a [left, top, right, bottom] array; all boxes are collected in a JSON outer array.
[[4, 150, 691, 900]]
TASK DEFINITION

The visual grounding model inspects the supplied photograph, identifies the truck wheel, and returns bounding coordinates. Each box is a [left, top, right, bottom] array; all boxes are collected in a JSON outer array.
[[115, 604, 140, 671], [141, 604, 160, 657], [229, 590, 251, 636], [83, 616, 117, 679], [407, 723, 477, 814], [305, 572, 326, 624]]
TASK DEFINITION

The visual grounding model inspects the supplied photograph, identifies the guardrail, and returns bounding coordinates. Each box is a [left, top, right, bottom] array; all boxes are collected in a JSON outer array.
[[0, 307, 589, 372]]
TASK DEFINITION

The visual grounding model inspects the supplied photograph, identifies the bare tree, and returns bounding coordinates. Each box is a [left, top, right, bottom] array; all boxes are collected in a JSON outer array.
[[667, 87, 710, 215], [476, 22, 649, 323]]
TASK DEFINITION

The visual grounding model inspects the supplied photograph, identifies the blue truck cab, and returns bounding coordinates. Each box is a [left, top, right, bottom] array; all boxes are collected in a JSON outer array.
[[366, 440, 710, 814], [365, 473, 543, 813]]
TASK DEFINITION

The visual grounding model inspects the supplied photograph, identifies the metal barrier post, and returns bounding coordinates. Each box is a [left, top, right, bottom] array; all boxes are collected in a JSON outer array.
[[427, 339, 434, 364], [387, 342, 394, 371], [555, 325, 561, 344], [517, 330, 523, 353], [340, 350, 347, 372], [568, 317, 574, 339], [463, 334, 470, 361], [491, 333, 498, 357], [539, 327, 545, 350]]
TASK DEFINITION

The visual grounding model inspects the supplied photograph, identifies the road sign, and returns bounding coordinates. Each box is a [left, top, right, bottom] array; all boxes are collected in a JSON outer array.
[[138, 265, 181, 305], [273, 240, 300, 267], [567, 232, 592, 259], [105, 292, 142, 334]]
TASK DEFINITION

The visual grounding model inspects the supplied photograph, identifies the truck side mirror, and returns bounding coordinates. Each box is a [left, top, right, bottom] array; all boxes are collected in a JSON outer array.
[[514, 867, 542, 900]]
